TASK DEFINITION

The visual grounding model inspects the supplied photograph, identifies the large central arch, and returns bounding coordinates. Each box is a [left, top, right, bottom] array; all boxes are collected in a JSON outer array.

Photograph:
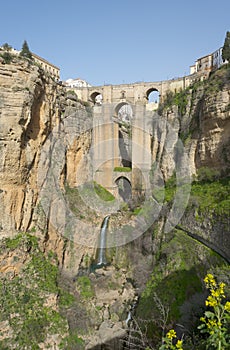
[[114, 102, 133, 169]]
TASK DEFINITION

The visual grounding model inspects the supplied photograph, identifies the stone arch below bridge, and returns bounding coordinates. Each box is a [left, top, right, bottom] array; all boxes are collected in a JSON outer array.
[[115, 176, 132, 202], [114, 102, 133, 121], [114, 102, 132, 169]]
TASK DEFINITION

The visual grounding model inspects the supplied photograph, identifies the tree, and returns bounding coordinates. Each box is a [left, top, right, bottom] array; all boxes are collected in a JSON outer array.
[[20, 40, 32, 59], [222, 31, 230, 62], [2, 43, 12, 51]]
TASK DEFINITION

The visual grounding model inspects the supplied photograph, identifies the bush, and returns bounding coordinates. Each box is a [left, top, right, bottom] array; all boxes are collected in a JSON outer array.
[[197, 167, 220, 182], [0, 51, 13, 64]]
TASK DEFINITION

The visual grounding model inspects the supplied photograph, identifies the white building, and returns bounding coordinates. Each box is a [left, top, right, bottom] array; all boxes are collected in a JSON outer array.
[[65, 78, 91, 88], [190, 47, 228, 75]]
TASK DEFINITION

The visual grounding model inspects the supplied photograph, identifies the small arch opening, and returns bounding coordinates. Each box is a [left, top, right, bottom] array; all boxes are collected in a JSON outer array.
[[146, 88, 160, 102], [146, 88, 160, 111], [90, 91, 103, 105], [115, 176, 132, 202], [115, 103, 133, 123]]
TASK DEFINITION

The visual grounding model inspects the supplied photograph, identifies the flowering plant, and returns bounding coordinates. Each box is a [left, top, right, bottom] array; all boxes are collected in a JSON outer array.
[[159, 329, 183, 350], [198, 274, 230, 349]]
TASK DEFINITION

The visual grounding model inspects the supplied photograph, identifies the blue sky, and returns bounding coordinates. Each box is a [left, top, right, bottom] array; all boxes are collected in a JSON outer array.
[[1, 0, 229, 85]]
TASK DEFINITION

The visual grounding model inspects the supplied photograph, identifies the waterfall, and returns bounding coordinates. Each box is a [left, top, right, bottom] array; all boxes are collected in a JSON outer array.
[[125, 299, 138, 327], [97, 216, 110, 267]]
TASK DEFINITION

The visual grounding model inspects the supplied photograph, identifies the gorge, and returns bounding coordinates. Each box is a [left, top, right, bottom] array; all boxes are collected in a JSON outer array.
[[0, 51, 229, 349]]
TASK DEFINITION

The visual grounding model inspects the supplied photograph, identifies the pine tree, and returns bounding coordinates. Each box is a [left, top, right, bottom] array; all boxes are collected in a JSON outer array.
[[222, 31, 230, 62], [20, 40, 32, 59]]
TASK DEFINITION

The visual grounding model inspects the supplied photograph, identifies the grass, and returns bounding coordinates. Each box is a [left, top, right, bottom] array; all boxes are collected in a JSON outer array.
[[93, 181, 115, 201], [114, 166, 132, 172]]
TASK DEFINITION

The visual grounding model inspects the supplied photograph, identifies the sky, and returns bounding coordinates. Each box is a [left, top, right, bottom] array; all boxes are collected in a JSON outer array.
[[1, 0, 229, 86]]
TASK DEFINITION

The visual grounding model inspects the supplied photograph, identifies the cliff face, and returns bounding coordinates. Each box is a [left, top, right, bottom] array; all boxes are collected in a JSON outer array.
[[153, 67, 230, 179], [0, 59, 61, 234], [0, 59, 94, 273]]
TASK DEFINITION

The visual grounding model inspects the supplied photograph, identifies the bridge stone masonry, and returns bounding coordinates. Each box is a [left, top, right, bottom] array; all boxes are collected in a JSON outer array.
[[67, 75, 195, 201], [70, 75, 194, 106]]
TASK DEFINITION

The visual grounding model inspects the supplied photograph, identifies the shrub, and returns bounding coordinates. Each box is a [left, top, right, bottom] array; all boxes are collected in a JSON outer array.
[[0, 51, 13, 64]]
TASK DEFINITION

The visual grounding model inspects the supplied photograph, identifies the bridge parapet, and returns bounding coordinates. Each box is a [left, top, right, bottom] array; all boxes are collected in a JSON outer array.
[[68, 74, 195, 106]]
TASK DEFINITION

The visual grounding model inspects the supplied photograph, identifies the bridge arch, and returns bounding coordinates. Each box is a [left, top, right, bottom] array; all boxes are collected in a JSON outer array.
[[90, 91, 103, 105], [115, 175, 132, 202], [114, 102, 133, 120], [146, 88, 160, 103]]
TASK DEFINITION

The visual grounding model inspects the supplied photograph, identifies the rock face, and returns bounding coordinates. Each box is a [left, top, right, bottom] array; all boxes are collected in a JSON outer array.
[[152, 69, 230, 180], [0, 59, 93, 273]]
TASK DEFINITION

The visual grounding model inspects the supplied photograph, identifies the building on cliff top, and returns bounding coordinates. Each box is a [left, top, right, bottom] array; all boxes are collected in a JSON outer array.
[[64, 77, 92, 88], [190, 47, 228, 76], [32, 52, 60, 81], [0, 46, 60, 81]]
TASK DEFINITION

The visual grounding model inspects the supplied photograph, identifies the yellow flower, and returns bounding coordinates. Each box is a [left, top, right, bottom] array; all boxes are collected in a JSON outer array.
[[204, 274, 216, 287], [224, 301, 230, 312], [166, 329, 177, 339], [206, 296, 218, 307], [176, 339, 183, 349]]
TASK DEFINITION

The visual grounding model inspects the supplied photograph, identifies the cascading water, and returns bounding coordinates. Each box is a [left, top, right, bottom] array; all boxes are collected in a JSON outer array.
[[96, 215, 110, 267]]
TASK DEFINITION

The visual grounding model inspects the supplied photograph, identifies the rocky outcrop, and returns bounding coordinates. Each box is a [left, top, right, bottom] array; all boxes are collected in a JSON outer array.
[[0, 59, 94, 274], [153, 68, 230, 180]]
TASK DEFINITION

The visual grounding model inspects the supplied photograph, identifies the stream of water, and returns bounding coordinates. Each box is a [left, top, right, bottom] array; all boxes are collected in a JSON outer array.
[[97, 215, 110, 267]]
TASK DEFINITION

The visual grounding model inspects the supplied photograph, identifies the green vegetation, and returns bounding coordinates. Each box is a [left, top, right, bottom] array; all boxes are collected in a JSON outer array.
[[198, 274, 230, 349], [137, 227, 229, 349], [0, 42, 14, 63], [65, 183, 99, 223], [158, 89, 189, 116], [1, 42, 12, 51], [190, 175, 230, 215], [0, 51, 13, 64], [19, 40, 32, 59], [137, 230, 204, 322], [77, 276, 94, 299], [0, 232, 83, 349], [160, 329, 183, 350], [158, 274, 230, 350], [93, 181, 115, 201], [173, 89, 188, 116], [114, 166, 132, 172], [222, 31, 230, 62], [164, 173, 177, 203], [163, 169, 229, 216]]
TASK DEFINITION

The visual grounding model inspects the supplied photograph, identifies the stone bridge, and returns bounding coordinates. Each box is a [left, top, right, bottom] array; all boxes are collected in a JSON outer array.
[[69, 75, 195, 200], [71, 75, 194, 107]]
